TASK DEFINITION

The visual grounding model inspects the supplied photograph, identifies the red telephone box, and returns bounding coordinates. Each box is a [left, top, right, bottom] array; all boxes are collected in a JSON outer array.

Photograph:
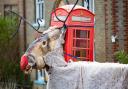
[[51, 5, 95, 62]]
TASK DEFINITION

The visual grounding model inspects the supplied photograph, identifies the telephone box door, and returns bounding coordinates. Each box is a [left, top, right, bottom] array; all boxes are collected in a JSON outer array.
[[64, 27, 94, 62]]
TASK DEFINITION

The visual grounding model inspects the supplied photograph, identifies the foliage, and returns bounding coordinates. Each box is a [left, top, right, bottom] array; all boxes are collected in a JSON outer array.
[[0, 16, 19, 74], [114, 50, 128, 64], [0, 16, 32, 88]]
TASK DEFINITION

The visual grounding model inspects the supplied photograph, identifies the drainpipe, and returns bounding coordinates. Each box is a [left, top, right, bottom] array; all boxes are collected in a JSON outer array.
[[23, 0, 26, 51]]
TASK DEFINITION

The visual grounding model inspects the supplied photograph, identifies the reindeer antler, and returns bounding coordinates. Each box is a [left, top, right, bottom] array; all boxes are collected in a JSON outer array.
[[8, 10, 43, 39]]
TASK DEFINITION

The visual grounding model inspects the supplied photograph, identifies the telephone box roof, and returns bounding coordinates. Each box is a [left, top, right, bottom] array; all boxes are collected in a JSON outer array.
[[60, 5, 87, 12], [59, 5, 94, 16]]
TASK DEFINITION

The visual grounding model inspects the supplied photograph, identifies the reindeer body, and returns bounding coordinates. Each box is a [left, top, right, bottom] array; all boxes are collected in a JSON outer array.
[[45, 48, 128, 89], [20, 27, 128, 89]]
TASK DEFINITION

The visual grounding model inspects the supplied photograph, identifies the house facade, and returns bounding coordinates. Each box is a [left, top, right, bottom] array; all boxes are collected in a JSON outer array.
[[0, 0, 128, 61], [104, 0, 128, 62], [0, 0, 27, 54], [0, 0, 128, 89], [24, 0, 107, 62]]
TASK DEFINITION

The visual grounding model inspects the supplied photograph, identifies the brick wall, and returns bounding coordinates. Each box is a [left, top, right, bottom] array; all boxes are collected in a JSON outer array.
[[104, 0, 128, 61], [18, 0, 27, 53], [94, 0, 106, 62], [1, 0, 127, 62], [25, 0, 108, 62], [25, 0, 35, 45], [104, 0, 113, 61], [0, 0, 18, 16], [123, 0, 128, 52], [25, 0, 56, 46], [25, 0, 82, 45]]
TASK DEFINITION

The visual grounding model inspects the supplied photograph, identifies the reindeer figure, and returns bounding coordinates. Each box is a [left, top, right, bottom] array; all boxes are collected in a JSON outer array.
[[20, 26, 128, 89], [20, 26, 66, 73]]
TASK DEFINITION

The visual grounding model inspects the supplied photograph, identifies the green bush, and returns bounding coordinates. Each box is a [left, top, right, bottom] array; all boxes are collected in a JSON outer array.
[[0, 16, 32, 88], [114, 50, 128, 64]]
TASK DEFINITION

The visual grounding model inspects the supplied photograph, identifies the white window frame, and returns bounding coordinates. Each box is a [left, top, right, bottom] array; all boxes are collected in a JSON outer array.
[[33, 0, 45, 27], [84, 0, 95, 13]]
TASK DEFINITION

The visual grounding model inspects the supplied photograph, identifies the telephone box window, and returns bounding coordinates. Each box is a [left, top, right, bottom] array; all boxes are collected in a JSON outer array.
[[74, 30, 90, 38]]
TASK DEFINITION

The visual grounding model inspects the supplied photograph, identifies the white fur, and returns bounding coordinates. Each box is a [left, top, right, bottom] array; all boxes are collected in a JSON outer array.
[[26, 26, 128, 89]]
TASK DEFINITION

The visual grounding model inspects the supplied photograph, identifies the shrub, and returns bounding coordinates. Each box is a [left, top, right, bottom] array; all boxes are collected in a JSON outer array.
[[114, 50, 128, 64], [0, 16, 32, 88]]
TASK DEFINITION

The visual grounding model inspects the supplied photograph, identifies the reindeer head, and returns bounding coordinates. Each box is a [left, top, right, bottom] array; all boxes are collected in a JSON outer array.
[[20, 26, 65, 74]]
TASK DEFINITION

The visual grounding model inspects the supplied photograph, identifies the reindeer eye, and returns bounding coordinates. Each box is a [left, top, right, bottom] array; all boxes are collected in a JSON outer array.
[[42, 41, 47, 48], [43, 41, 46, 45]]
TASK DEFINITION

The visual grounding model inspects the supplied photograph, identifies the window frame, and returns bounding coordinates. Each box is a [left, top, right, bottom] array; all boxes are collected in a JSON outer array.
[[4, 4, 18, 17], [84, 0, 95, 13], [34, 0, 45, 27]]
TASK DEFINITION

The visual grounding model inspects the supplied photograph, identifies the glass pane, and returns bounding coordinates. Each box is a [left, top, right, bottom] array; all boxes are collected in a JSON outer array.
[[87, 50, 90, 58], [88, 40, 90, 48], [39, 4, 42, 18], [76, 30, 85, 38], [38, 0, 43, 1], [87, 31, 90, 38], [42, 3, 44, 19], [74, 39, 90, 48], [87, 0, 89, 9], [74, 50, 86, 57], [73, 39, 88, 48], [75, 30, 90, 38], [73, 30, 76, 38], [39, 4, 41, 18], [36, 0, 44, 20], [76, 39, 86, 48], [72, 49, 91, 61], [84, 0, 89, 9]]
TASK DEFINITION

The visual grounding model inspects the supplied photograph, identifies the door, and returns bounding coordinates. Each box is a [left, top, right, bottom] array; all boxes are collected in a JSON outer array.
[[64, 27, 94, 62]]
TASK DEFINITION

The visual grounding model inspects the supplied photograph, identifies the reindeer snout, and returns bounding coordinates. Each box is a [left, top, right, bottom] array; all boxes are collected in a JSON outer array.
[[20, 54, 28, 71]]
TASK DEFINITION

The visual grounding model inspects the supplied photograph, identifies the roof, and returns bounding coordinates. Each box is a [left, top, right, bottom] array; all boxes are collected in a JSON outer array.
[[60, 5, 87, 12]]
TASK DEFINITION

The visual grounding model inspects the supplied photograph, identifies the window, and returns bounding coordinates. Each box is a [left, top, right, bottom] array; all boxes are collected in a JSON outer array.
[[4, 4, 18, 16], [84, 0, 95, 13], [35, 0, 45, 26]]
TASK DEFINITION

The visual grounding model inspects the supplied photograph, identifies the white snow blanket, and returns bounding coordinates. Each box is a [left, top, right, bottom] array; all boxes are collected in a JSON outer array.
[[47, 62, 128, 89], [44, 50, 128, 89], [22, 26, 128, 89]]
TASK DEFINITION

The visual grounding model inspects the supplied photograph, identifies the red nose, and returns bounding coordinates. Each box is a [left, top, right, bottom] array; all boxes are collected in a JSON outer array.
[[20, 54, 28, 71]]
